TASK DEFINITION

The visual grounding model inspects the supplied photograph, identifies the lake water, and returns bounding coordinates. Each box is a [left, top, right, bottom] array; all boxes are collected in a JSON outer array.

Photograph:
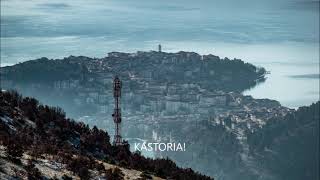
[[1, 0, 319, 108]]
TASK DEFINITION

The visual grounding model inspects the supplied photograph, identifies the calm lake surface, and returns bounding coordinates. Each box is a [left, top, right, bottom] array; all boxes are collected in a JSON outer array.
[[1, 0, 319, 108]]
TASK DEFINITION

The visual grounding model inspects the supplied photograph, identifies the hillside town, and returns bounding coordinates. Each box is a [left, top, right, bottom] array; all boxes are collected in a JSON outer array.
[[0, 50, 301, 179], [1, 50, 290, 136]]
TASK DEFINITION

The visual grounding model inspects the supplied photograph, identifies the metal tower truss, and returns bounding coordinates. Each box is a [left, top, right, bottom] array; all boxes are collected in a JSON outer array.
[[112, 76, 123, 146]]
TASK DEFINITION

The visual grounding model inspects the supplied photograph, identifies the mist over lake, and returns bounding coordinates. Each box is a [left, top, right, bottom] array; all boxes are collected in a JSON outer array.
[[1, 0, 319, 107]]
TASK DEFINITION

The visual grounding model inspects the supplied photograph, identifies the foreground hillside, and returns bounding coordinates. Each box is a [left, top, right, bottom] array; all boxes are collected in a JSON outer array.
[[0, 90, 212, 180], [247, 101, 319, 180]]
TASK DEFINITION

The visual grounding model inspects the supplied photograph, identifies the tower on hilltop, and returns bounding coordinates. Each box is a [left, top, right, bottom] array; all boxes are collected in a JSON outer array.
[[112, 76, 123, 146], [158, 44, 162, 52]]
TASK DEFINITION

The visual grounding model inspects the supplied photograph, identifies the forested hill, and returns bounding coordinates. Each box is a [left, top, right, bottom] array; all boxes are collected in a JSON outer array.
[[0, 90, 212, 180], [247, 101, 319, 180], [1, 51, 266, 92]]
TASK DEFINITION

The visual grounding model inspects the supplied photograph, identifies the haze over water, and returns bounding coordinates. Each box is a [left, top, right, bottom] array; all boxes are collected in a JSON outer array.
[[1, 0, 319, 108]]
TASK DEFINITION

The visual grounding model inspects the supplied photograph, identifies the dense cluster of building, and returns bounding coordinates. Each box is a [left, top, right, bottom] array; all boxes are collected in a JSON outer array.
[[0, 50, 294, 179], [1, 50, 288, 137]]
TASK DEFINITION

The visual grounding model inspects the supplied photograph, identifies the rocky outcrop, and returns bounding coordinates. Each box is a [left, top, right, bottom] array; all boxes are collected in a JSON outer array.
[[0, 90, 212, 180]]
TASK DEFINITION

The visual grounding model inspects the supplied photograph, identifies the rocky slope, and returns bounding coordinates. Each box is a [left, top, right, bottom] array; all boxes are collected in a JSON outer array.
[[0, 90, 212, 180], [0, 146, 158, 180]]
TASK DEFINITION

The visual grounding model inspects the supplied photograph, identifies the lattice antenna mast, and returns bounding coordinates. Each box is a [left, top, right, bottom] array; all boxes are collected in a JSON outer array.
[[112, 76, 122, 146]]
